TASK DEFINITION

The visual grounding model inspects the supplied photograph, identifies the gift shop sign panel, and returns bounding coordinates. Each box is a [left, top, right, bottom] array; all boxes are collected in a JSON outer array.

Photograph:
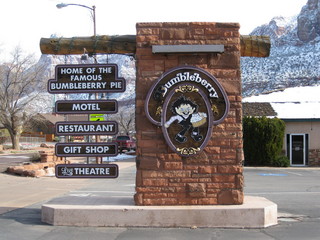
[[145, 66, 230, 157], [48, 64, 125, 93], [55, 143, 118, 157]]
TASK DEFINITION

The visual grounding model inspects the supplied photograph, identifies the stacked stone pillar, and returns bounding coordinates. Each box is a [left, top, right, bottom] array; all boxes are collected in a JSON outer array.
[[135, 22, 244, 205]]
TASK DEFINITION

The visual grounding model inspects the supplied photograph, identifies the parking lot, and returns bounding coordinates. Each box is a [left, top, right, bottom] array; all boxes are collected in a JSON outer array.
[[0, 161, 320, 240], [244, 167, 320, 219]]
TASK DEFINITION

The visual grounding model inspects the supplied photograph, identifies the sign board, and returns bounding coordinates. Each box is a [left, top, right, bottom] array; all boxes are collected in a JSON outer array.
[[90, 114, 105, 121], [55, 100, 117, 114], [55, 142, 118, 157], [145, 66, 230, 157], [161, 83, 213, 157], [55, 164, 118, 178], [55, 121, 118, 136], [48, 64, 126, 94]]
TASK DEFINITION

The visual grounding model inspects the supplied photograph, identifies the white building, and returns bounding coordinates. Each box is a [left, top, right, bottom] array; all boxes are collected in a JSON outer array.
[[243, 85, 320, 167]]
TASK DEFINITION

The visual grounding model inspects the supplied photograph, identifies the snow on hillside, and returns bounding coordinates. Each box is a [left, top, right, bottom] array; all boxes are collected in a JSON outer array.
[[241, 0, 320, 97]]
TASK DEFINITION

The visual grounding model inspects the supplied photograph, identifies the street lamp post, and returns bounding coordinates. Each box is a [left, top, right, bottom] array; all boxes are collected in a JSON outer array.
[[56, 3, 96, 38]]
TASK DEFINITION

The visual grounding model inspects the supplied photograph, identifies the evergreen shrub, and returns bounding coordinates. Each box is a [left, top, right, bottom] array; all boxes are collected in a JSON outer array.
[[243, 116, 286, 166], [272, 155, 290, 167]]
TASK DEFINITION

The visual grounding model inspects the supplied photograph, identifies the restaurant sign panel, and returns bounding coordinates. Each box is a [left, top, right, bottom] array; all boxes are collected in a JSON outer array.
[[55, 121, 118, 136]]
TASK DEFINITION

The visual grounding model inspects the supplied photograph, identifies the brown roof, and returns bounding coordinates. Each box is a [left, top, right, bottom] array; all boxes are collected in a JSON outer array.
[[65, 114, 88, 121], [38, 113, 89, 123], [37, 113, 65, 124], [243, 102, 277, 117]]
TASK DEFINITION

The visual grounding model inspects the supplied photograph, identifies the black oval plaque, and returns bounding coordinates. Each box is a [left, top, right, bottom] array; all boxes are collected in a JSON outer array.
[[161, 83, 213, 157], [145, 66, 230, 126]]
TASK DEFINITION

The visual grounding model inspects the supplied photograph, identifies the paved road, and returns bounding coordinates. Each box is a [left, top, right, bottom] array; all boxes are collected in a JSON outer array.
[[244, 167, 320, 219], [1, 164, 320, 240]]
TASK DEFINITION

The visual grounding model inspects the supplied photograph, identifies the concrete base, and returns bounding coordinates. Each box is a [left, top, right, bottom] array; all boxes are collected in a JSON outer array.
[[42, 196, 277, 228]]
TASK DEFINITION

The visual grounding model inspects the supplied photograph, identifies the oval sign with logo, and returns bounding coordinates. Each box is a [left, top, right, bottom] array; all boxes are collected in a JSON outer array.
[[145, 66, 230, 127], [162, 83, 213, 157], [145, 66, 230, 157]]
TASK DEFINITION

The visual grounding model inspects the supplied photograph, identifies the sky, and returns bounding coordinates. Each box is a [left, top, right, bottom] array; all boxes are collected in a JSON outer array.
[[0, 0, 307, 60]]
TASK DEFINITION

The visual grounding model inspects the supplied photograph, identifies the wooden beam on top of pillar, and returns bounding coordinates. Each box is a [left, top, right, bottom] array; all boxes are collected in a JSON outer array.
[[39, 35, 270, 57], [39, 35, 137, 56], [240, 35, 270, 57]]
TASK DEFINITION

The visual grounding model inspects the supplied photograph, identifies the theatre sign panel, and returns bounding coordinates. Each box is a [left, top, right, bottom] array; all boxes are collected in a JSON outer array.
[[56, 164, 118, 178], [48, 64, 125, 93]]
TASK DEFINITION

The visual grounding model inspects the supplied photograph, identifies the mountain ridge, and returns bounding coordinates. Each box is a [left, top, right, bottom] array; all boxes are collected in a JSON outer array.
[[38, 1, 320, 101], [241, 0, 320, 97]]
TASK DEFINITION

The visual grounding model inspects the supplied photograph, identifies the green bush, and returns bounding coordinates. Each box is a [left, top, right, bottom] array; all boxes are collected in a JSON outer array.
[[243, 116, 285, 166], [272, 155, 290, 167]]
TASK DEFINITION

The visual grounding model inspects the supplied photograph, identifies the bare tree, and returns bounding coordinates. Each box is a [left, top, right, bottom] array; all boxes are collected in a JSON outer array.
[[0, 47, 47, 150], [118, 105, 135, 136], [109, 100, 135, 136]]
